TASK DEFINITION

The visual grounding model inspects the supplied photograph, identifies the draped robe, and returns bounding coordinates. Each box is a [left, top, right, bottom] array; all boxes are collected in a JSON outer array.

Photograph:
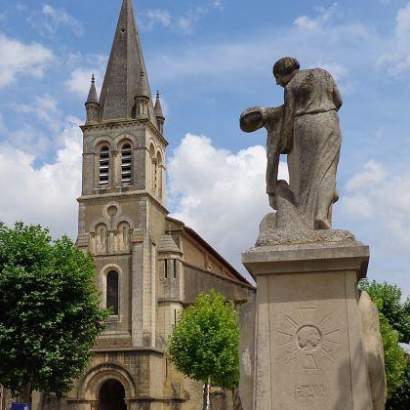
[[280, 68, 342, 229]]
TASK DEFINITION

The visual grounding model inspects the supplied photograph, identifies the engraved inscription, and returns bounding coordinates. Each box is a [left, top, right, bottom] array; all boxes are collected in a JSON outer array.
[[295, 384, 328, 399]]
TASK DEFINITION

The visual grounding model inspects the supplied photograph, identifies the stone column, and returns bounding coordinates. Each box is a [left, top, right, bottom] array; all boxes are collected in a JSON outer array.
[[112, 150, 120, 189], [242, 239, 373, 410], [131, 230, 145, 346]]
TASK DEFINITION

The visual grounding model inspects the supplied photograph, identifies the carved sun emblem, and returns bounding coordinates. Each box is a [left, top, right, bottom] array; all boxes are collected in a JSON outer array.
[[276, 306, 343, 371]]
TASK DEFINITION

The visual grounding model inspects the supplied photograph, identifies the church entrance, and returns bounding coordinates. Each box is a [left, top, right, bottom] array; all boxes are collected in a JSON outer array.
[[98, 379, 127, 410]]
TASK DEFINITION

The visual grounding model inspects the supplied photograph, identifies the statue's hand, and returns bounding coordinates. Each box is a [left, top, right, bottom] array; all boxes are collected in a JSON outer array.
[[240, 106, 266, 133], [268, 194, 277, 210]]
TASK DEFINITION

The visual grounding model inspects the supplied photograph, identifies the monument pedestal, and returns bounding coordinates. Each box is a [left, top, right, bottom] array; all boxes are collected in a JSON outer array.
[[243, 239, 373, 410]]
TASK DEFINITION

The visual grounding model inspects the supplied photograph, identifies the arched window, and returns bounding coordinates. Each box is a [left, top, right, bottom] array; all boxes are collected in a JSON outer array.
[[121, 143, 133, 184], [107, 271, 119, 315], [99, 145, 110, 185]]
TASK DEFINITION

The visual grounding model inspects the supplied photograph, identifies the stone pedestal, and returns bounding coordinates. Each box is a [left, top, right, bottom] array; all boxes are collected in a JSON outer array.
[[243, 239, 373, 410]]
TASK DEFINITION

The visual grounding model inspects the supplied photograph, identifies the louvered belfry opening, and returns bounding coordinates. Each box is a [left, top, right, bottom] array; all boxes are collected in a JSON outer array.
[[121, 143, 133, 183], [99, 146, 110, 185]]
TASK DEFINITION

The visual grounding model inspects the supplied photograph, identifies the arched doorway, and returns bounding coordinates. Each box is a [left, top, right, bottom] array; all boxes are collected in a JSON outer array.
[[99, 379, 127, 410]]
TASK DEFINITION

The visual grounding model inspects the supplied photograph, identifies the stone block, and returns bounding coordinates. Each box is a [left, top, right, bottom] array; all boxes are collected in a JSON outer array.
[[242, 239, 373, 410]]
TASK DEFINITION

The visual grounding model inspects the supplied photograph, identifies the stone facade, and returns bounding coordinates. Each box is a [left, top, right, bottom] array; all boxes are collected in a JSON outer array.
[[32, 1, 254, 410]]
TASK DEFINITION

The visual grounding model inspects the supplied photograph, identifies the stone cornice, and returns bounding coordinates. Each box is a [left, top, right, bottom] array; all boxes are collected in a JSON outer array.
[[91, 346, 164, 354], [77, 190, 169, 214], [80, 118, 168, 147]]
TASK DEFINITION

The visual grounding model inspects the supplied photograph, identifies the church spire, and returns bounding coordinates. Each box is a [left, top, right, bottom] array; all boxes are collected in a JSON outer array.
[[85, 74, 100, 124], [86, 74, 98, 104], [154, 91, 165, 134], [99, 0, 155, 123]]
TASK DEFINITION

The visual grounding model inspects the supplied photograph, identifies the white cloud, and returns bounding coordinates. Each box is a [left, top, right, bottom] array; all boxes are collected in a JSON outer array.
[[65, 67, 104, 100], [168, 133, 288, 270], [139, 1, 223, 34], [294, 3, 338, 31], [339, 160, 410, 295], [0, 121, 82, 239], [341, 160, 410, 248], [30, 4, 84, 37], [176, 3, 222, 34], [294, 16, 319, 31], [13, 95, 62, 133], [139, 9, 172, 31], [149, 4, 371, 95], [396, 2, 410, 36], [378, 1, 410, 75], [0, 33, 53, 88], [341, 195, 374, 218], [346, 160, 386, 191]]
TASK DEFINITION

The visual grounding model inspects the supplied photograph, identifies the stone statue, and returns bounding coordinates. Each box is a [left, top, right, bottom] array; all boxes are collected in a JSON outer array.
[[241, 57, 350, 245], [240, 58, 384, 410]]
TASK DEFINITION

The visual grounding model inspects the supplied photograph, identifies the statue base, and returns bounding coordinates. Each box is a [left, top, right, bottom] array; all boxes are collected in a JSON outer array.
[[242, 237, 373, 410], [257, 211, 355, 247]]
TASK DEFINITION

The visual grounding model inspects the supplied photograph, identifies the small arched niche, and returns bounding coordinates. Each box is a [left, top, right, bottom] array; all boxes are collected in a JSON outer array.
[[95, 223, 108, 254], [116, 221, 131, 252]]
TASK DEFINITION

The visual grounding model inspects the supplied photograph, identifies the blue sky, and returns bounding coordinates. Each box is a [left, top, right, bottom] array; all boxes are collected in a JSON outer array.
[[0, 0, 409, 295]]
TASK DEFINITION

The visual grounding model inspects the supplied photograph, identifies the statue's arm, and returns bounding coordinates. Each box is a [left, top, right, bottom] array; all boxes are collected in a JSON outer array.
[[240, 106, 282, 133], [281, 87, 295, 154]]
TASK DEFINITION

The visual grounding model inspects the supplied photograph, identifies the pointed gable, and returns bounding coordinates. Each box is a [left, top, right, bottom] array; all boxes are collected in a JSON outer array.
[[99, 0, 156, 123]]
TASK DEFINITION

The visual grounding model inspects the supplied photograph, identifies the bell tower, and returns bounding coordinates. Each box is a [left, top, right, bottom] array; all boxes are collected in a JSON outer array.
[[77, 0, 167, 350], [60, 2, 254, 409]]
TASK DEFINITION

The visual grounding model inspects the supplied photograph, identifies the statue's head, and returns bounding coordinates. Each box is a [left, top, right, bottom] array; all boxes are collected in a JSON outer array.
[[273, 57, 300, 87]]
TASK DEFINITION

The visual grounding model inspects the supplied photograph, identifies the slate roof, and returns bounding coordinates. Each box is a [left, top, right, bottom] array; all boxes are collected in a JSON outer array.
[[99, 0, 156, 124], [154, 91, 165, 119], [158, 234, 182, 254], [86, 74, 99, 104]]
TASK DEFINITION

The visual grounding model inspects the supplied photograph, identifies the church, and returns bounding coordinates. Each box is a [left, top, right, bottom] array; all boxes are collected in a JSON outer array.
[[33, 1, 254, 409]]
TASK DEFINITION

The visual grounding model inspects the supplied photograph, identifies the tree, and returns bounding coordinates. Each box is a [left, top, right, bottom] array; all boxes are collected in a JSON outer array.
[[361, 280, 410, 344], [168, 290, 240, 410], [360, 279, 410, 405], [378, 313, 407, 395], [0, 222, 108, 402], [386, 356, 410, 410]]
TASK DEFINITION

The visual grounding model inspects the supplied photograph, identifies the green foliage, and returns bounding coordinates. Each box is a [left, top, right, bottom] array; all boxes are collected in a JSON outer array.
[[378, 313, 407, 396], [360, 279, 410, 403], [0, 222, 108, 397], [386, 358, 410, 410], [360, 279, 410, 344], [168, 289, 240, 389]]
